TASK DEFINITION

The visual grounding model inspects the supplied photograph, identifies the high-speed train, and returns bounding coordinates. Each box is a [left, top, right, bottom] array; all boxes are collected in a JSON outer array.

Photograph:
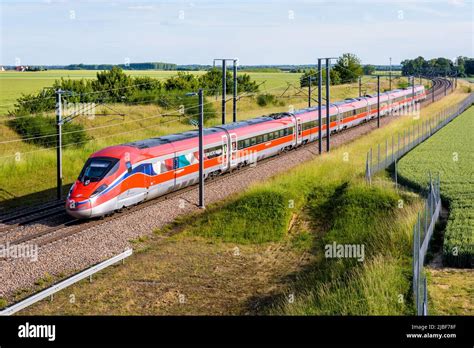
[[66, 85, 426, 218]]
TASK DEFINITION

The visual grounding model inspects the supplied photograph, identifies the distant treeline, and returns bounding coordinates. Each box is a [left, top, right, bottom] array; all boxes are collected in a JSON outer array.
[[401, 56, 474, 77], [66, 62, 177, 70]]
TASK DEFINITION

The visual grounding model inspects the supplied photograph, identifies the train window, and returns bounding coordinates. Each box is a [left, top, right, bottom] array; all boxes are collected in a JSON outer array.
[[268, 132, 274, 140], [107, 161, 120, 177], [175, 152, 199, 169], [237, 140, 244, 150], [250, 137, 257, 146], [244, 139, 251, 148], [152, 159, 173, 174], [263, 133, 268, 142], [275, 131, 280, 139], [205, 146, 223, 159], [78, 157, 119, 183], [303, 121, 313, 130]]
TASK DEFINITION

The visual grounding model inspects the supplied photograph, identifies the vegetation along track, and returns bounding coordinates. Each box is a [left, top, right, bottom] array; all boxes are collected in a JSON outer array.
[[0, 78, 452, 250]]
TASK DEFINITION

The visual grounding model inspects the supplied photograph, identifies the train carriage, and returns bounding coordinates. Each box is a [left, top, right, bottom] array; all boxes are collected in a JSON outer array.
[[67, 84, 426, 219]]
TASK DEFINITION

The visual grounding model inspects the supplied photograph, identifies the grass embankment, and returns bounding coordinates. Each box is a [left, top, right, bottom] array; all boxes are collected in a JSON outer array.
[[20, 85, 470, 315], [398, 107, 474, 268], [0, 71, 419, 209], [426, 268, 473, 315], [182, 178, 420, 314]]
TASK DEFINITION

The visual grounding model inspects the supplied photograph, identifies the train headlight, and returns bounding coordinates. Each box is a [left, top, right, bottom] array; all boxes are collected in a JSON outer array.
[[91, 184, 108, 197]]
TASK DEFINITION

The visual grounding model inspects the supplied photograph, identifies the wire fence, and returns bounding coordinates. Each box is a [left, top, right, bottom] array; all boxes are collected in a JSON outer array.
[[365, 93, 474, 183], [412, 174, 442, 316]]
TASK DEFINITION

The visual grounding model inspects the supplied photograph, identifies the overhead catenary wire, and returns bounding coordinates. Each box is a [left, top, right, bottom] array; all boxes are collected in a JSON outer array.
[[0, 74, 451, 163], [0, 70, 322, 144], [0, 66, 423, 149], [0, 109, 211, 160]]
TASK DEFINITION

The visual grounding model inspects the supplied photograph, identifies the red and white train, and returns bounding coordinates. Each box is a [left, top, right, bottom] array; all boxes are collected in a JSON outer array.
[[66, 85, 426, 218]]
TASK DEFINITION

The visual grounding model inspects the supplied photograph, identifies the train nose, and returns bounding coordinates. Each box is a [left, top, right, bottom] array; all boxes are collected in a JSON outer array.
[[65, 198, 92, 219]]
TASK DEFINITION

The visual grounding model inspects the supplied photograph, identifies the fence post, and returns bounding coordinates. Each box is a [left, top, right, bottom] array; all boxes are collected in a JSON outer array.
[[418, 122, 421, 144], [394, 158, 398, 190], [385, 138, 388, 168], [423, 277, 428, 316], [418, 216, 422, 314], [366, 151, 371, 185], [413, 221, 417, 294], [369, 147, 373, 179], [391, 135, 394, 163], [403, 129, 406, 154], [437, 173, 441, 202], [397, 133, 400, 159], [377, 143, 380, 171]]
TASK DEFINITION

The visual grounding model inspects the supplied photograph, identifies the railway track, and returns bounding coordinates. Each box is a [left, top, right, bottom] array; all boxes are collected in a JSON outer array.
[[0, 200, 64, 223], [421, 77, 453, 107], [0, 78, 454, 252]]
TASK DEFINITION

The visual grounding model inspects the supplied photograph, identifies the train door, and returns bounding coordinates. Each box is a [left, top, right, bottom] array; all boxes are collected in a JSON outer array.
[[118, 153, 147, 207], [220, 134, 229, 172], [174, 149, 200, 189], [229, 133, 238, 167], [296, 118, 302, 146], [142, 162, 151, 200], [336, 108, 344, 131]]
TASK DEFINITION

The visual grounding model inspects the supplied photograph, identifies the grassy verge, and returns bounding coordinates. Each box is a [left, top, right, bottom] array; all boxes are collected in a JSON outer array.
[[426, 268, 474, 315], [397, 106, 474, 267], [263, 182, 420, 315]]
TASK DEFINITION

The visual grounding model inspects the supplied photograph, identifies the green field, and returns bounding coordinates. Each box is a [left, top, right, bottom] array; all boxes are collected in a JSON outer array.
[[398, 107, 474, 267], [0, 70, 418, 115], [0, 70, 303, 115]]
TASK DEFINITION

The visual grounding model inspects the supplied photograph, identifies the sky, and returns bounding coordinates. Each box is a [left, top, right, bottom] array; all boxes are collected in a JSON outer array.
[[0, 0, 473, 66]]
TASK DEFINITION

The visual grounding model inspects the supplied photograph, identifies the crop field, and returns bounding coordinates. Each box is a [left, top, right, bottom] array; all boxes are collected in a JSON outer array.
[[0, 70, 421, 209], [0, 70, 418, 115], [397, 107, 474, 267], [0, 70, 297, 115]]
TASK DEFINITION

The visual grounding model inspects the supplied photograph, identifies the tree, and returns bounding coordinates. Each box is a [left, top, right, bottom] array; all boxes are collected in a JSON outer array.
[[92, 66, 134, 101], [333, 53, 363, 83], [198, 68, 259, 95], [363, 65, 376, 75], [300, 69, 341, 87], [401, 56, 460, 77], [164, 72, 199, 91], [455, 56, 466, 77], [464, 58, 474, 76]]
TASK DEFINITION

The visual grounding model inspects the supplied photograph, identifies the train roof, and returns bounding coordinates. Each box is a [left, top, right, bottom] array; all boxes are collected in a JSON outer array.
[[123, 113, 293, 150], [120, 85, 425, 151], [123, 128, 223, 149]]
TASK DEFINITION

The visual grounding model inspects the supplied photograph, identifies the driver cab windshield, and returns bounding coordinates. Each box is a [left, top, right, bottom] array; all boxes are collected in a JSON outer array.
[[78, 157, 119, 184]]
